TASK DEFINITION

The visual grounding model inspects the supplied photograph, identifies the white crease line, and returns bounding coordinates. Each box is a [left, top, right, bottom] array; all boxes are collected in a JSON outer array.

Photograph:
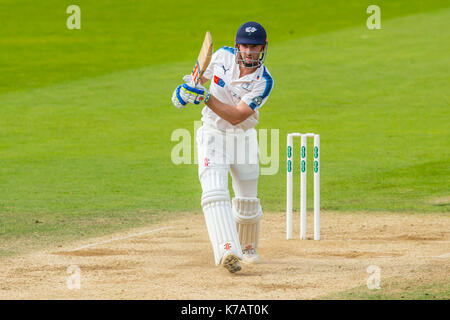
[[67, 227, 172, 252]]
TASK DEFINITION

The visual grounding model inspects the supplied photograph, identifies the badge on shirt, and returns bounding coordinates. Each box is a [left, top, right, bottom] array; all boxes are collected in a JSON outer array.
[[252, 96, 263, 106], [214, 75, 225, 87], [241, 82, 251, 91]]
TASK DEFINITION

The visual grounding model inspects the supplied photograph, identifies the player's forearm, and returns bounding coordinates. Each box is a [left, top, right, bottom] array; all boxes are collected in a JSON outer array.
[[200, 76, 209, 85], [205, 95, 246, 125]]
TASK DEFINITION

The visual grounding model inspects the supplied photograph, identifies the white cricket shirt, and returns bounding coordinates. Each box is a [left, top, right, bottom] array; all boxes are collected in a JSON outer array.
[[201, 46, 274, 131]]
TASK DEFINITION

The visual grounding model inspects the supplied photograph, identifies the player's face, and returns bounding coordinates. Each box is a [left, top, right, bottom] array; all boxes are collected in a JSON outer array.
[[238, 44, 265, 65]]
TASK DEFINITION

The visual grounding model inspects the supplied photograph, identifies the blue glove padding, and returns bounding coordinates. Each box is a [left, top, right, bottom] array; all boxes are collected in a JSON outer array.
[[180, 83, 210, 105], [171, 84, 188, 109]]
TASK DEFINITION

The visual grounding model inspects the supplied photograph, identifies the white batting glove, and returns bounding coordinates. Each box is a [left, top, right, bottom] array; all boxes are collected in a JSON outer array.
[[171, 75, 210, 109], [183, 74, 210, 100], [179, 82, 210, 105], [171, 85, 188, 109], [182, 74, 192, 84]]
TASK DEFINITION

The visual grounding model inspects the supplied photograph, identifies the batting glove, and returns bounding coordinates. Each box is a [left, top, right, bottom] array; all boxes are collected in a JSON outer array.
[[182, 74, 210, 104], [182, 74, 192, 84], [179, 82, 210, 105], [171, 85, 188, 109]]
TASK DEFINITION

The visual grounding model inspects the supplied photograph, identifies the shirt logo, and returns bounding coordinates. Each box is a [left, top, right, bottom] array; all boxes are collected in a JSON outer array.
[[213, 75, 225, 87], [221, 65, 230, 74], [245, 27, 257, 33]]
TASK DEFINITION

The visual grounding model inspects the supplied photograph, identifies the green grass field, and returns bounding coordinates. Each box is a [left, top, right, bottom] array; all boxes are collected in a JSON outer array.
[[0, 0, 449, 298]]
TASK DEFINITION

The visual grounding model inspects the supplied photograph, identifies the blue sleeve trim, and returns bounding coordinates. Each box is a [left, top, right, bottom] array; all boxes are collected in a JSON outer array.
[[261, 66, 274, 100], [248, 67, 273, 110], [220, 46, 235, 55]]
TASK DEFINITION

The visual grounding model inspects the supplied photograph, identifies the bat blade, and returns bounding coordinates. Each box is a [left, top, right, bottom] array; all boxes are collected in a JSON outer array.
[[191, 31, 213, 86]]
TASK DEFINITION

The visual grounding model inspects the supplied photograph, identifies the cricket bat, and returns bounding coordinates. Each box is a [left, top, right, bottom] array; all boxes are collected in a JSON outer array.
[[190, 31, 213, 87]]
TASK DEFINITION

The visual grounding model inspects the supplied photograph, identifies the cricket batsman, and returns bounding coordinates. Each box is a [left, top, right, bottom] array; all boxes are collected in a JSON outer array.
[[171, 22, 274, 273]]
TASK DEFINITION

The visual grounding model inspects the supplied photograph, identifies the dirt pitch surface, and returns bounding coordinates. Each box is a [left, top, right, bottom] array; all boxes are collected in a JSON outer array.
[[1, 211, 449, 299]]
